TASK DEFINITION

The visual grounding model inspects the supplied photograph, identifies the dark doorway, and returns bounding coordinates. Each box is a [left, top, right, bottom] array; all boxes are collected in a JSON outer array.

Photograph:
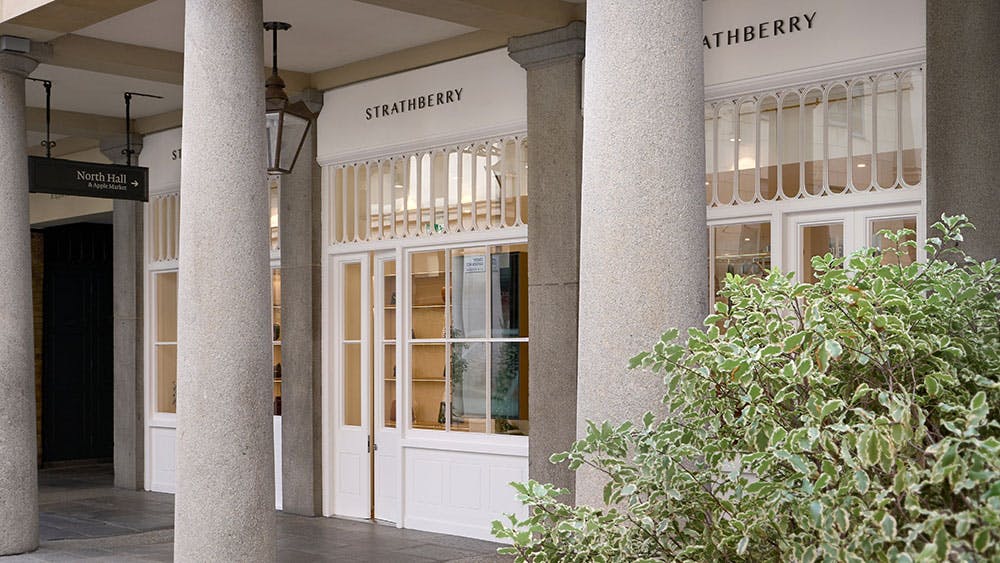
[[41, 223, 114, 464]]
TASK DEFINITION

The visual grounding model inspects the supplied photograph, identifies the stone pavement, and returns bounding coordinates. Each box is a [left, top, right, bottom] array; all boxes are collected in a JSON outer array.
[[3, 464, 510, 562]]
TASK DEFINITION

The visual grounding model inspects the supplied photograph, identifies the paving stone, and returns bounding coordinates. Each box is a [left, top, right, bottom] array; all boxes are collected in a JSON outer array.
[[17, 465, 506, 562]]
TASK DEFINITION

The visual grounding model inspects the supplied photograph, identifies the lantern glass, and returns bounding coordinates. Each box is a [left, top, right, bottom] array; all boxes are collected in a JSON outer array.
[[265, 105, 311, 175]]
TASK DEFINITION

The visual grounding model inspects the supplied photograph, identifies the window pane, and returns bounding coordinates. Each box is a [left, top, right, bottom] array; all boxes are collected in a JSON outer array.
[[383, 260, 396, 340], [272, 268, 282, 415], [801, 223, 844, 283], [450, 341, 487, 433], [717, 102, 736, 205], [272, 269, 281, 340], [156, 272, 177, 342], [875, 74, 899, 188], [343, 342, 361, 426], [827, 84, 848, 193], [780, 92, 801, 198], [491, 244, 528, 338], [759, 95, 779, 200], [871, 216, 917, 266], [851, 80, 874, 190], [383, 343, 396, 428], [491, 342, 528, 435], [344, 262, 361, 341], [900, 71, 924, 186], [737, 99, 756, 203], [450, 248, 487, 339], [156, 344, 176, 414], [273, 344, 282, 415], [411, 250, 446, 339], [269, 176, 280, 251], [411, 342, 446, 430], [705, 105, 716, 205], [712, 223, 771, 299], [802, 89, 824, 195]]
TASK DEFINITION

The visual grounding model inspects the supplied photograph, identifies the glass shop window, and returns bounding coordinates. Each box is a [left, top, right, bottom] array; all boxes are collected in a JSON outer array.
[[408, 244, 529, 435]]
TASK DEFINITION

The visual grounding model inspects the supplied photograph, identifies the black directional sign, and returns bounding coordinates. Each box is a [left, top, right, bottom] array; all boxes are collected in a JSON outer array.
[[28, 156, 149, 202]]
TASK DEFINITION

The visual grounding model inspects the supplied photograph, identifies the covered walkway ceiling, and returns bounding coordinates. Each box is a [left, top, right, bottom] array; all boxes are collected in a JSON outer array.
[[0, 0, 584, 156]]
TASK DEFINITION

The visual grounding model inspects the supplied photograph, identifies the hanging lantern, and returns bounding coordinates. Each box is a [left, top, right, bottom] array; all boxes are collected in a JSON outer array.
[[264, 21, 314, 175]]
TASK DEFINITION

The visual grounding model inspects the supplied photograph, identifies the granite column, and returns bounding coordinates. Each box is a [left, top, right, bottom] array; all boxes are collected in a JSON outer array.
[[100, 134, 145, 491], [575, 0, 707, 505], [508, 22, 585, 497], [280, 91, 324, 515], [0, 48, 40, 556], [173, 0, 274, 559], [926, 1, 1000, 260]]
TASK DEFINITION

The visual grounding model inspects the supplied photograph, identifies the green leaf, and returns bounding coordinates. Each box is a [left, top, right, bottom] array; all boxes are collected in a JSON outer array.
[[935, 527, 949, 559], [971, 391, 987, 411], [854, 470, 870, 494], [783, 331, 807, 353], [737, 536, 750, 555], [924, 375, 940, 397], [809, 501, 823, 525], [820, 399, 845, 420], [881, 513, 897, 539], [974, 529, 990, 551], [824, 339, 843, 359]]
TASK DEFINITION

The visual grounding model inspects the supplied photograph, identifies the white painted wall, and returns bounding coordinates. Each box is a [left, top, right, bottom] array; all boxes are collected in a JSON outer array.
[[317, 49, 527, 165], [703, 0, 924, 89], [139, 127, 182, 194]]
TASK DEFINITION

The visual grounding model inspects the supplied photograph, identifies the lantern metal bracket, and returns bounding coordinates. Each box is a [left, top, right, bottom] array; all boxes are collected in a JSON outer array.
[[27, 77, 54, 158], [122, 91, 163, 166]]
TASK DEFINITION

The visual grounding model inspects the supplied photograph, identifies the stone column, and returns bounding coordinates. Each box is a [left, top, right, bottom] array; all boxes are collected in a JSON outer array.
[[100, 134, 145, 490], [280, 91, 323, 515], [173, 1, 274, 560], [575, 0, 707, 506], [926, 1, 1000, 260], [508, 22, 585, 497], [0, 49, 40, 556]]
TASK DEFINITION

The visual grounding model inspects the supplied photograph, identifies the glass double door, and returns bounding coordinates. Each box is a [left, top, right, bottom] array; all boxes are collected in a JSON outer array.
[[332, 252, 399, 522], [785, 203, 922, 283]]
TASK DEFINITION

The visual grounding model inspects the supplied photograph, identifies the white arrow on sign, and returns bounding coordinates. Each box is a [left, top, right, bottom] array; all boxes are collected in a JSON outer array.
[[131, 180, 139, 187]]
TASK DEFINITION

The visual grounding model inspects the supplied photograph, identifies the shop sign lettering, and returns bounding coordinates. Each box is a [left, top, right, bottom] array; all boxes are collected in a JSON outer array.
[[364, 88, 463, 121], [704, 11, 816, 50]]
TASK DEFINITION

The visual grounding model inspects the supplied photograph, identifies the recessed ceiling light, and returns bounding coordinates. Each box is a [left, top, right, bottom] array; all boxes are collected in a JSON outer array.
[[744, 237, 751, 241], [728, 137, 742, 142], [857, 163, 867, 168]]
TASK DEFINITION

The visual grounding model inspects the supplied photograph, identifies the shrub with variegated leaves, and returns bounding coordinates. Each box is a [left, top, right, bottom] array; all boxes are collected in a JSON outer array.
[[493, 215, 1000, 562]]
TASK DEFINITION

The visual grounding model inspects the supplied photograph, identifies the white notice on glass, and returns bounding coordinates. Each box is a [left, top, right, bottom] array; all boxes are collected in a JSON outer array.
[[463, 255, 486, 274]]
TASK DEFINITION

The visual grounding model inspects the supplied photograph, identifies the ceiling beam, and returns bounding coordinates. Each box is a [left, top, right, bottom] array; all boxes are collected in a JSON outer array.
[[310, 29, 508, 92], [26, 106, 124, 139], [48, 33, 183, 84], [352, 0, 583, 35], [2, 0, 156, 33], [40, 34, 311, 92], [135, 108, 182, 135]]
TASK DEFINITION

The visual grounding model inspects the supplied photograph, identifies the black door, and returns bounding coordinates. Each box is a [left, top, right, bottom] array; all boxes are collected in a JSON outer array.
[[41, 223, 113, 463]]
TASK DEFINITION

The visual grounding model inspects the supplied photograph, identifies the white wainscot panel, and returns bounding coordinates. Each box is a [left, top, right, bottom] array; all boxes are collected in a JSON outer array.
[[404, 448, 527, 541], [149, 426, 176, 494], [274, 416, 283, 510]]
